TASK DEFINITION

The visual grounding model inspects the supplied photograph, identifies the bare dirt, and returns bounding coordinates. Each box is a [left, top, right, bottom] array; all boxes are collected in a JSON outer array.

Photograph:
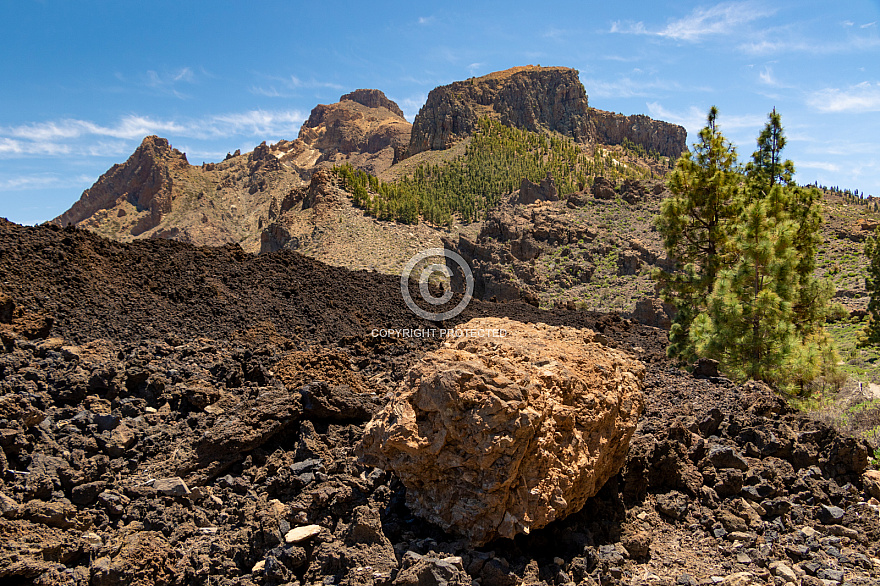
[[0, 219, 878, 586]]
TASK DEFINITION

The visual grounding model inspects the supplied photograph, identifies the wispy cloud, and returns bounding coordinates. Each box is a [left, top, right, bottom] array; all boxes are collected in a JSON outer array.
[[0, 110, 307, 158], [0, 173, 94, 191], [757, 65, 794, 89], [647, 102, 765, 135], [467, 62, 484, 76], [740, 32, 880, 54], [583, 77, 704, 99], [611, 2, 774, 42], [115, 67, 198, 99], [397, 95, 426, 122], [288, 75, 344, 90], [798, 161, 841, 173], [249, 74, 344, 98], [417, 16, 435, 25], [807, 82, 880, 113]]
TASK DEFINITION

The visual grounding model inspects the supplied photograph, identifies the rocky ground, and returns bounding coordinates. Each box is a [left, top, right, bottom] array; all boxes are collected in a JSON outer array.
[[1, 219, 879, 586]]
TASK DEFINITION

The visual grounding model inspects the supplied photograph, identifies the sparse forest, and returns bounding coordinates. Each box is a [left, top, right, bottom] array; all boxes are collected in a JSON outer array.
[[334, 118, 660, 225]]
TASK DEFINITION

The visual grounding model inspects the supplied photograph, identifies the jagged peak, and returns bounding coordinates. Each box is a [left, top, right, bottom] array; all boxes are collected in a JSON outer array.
[[340, 89, 405, 118]]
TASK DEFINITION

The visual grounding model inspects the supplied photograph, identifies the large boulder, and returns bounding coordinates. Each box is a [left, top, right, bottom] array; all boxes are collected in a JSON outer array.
[[358, 317, 645, 545]]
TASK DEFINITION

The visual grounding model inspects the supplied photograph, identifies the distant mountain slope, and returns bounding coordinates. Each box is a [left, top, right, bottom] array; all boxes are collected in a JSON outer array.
[[50, 90, 411, 250]]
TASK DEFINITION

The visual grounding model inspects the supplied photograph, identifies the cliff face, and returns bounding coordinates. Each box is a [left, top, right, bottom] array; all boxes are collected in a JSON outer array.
[[53, 136, 187, 235], [292, 89, 412, 173], [406, 65, 687, 160], [591, 109, 688, 159], [407, 66, 592, 157]]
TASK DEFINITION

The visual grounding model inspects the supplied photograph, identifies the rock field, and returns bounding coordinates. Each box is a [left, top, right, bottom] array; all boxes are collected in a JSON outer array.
[[0, 218, 878, 585]]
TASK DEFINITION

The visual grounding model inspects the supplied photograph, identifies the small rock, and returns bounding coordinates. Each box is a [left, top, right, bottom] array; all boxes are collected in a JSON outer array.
[[693, 358, 720, 378], [0, 492, 18, 517], [252, 560, 265, 573], [863, 470, 880, 499], [817, 505, 845, 525], [826, 524, 858, 539], [83, 532, 102, 547], [721, 572, 756, 586], [154, 476, 191, 496], [621, 530, 652, 558], [98, 490, 130, 515], [816, 568, 844, 583], [676, 574, 698, 586], [284, 524, 322, 543], [708, 446, 750, 471], [769, 561, 798, 583]]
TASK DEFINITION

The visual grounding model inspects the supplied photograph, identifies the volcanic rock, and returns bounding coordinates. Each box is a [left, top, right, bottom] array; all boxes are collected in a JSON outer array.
[[406, 65, 686, 159], [295, 89, 412, 171], [358, 317, 645, 545], [407, 66, 592, 157], [53, 136, 186, 235], [510, 172, 559, 205]]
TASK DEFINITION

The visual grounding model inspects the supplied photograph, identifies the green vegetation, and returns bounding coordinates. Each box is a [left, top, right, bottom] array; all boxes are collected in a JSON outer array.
[[863, 230, 880, 344], [334, 118, 650, 225], [656, 108, 836, 391]]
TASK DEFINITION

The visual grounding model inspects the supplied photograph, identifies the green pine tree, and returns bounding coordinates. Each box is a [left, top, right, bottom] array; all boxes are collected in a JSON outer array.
[[864, 230, 880, 344], [654, 107, 740, 360], [691, 192, 798, 382], [659, 108, 836, 390]]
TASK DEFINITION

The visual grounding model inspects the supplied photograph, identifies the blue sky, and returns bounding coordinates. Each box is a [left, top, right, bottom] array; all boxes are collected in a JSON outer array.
[[1, 0, 878, 225]]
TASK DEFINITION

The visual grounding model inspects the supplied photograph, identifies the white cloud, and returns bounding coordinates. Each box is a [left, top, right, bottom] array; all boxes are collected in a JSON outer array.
[[646, 102, 765, 136], [397, 95, 426, 122], [288, 75, 344, 90], [0, 173, 93, 191], [467, 62, 484, 75], [417, 16, 435, 25], [740, 34, 880, 54], [862, 21, 877, 29], [611, 2, 774, 42], [583, 77, 705, 99], [798, 161, 841, 172], [808, 82, 880, 113], [0, 109, 307, 159]]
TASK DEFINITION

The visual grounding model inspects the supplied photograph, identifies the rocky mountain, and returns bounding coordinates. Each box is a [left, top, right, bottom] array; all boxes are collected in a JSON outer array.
[[281, 89, 412, 177], [405, 65, 687, 159], [50, 90, 411, 250], [53, 136, 190, 236]]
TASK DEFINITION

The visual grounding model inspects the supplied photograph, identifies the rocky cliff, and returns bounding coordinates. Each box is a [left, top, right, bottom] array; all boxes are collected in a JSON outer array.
[[406, 66, 592, 157], [591, 108, 688, 158], [51, 136, 303, 249], [405, 65, 687, 160], [50, 91, 411, 251], [53, 136, 188, 235], [289, 89, 412, 175]]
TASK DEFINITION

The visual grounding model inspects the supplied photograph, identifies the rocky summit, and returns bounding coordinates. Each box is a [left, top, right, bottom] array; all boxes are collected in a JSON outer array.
[[406, 65, 686, 159], [359, 317, 645, 545]]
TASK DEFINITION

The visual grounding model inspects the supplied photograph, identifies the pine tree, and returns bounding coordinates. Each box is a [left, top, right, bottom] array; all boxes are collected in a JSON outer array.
[[659, 108, 835, 389], [654, 107, 740, 360], [864, 230, 880, 344], [691, 192, 798, 382]]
